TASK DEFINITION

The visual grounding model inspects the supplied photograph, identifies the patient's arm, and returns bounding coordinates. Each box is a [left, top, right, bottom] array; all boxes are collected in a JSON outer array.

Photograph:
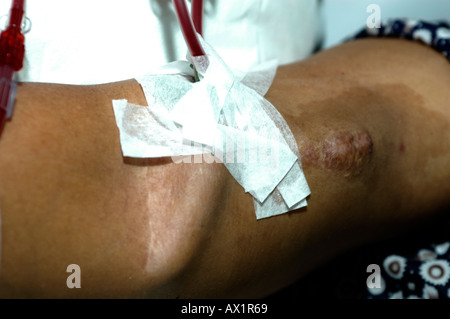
[[0, 38, 449, 298]]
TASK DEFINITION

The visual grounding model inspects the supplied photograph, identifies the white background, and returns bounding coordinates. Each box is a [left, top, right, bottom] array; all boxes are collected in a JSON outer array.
[[1, 0, 449, 83]]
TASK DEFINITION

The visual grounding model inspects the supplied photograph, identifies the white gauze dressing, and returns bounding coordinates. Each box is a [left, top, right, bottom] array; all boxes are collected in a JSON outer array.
[[112, 37, 310, 219]]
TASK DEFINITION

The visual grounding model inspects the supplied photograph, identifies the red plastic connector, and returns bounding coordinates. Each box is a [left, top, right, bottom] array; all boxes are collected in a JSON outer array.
[[0, 0, 25, 70], [0, 0, 26, 136]]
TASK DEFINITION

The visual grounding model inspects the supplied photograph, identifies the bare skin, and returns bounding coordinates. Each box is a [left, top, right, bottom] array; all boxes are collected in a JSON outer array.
[[0, 38, 449, 298]]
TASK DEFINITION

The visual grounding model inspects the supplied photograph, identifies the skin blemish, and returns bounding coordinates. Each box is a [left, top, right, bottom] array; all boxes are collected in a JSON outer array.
[[399, 142, 406, 153], [301, 144, 320, 166], [321, 130, 373, 176]]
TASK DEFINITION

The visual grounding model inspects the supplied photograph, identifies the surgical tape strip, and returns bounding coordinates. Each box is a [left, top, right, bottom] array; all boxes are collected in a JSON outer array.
[[112, 37, 310, 219]]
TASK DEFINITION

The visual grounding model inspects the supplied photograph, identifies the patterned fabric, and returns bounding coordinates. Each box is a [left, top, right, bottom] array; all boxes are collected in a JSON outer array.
[[268, 218, 450, 300], [354, 19, 450, 61], [367, 243, 450, 299]]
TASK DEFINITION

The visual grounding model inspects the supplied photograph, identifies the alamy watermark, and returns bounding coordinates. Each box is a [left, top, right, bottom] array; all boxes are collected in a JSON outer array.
[[366, 4, 381, 29], [170, 127, 289, 170], [366, 264, 381, 289], [66, 264, 81, 289]]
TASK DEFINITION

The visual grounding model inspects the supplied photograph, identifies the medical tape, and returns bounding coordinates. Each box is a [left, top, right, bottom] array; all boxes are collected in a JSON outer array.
[[112, 37, 310, 219]]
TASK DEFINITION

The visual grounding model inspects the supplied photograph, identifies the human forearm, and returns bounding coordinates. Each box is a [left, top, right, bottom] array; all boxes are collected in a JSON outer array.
[[0, 39, 449, 298]]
